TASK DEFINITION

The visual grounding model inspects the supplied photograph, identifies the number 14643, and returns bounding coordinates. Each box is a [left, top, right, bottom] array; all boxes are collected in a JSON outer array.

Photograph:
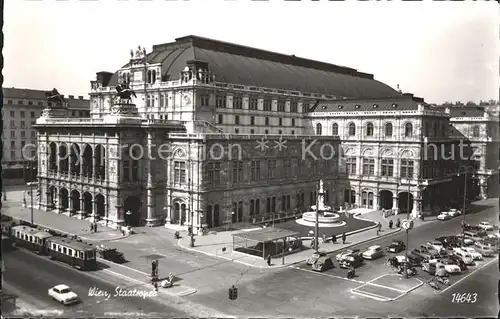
[[452, 293, 477, 303]]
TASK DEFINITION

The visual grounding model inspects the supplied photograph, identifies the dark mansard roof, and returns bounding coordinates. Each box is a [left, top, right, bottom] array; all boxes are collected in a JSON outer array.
[[108, 35, 401, 99], [308, 94, 428, 112]]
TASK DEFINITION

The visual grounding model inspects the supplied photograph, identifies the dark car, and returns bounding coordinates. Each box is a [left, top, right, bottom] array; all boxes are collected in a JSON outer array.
[[387, 240, 406, 253], [436, 236, 458, 248], [449, 254, 468, 271], [412, 247, 434, 260], [407, 249, 425, 264], [339, 255, 364, 269]]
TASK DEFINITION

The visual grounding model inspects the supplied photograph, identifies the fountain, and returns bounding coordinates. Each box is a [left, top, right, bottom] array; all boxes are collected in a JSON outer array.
[[296, 179, 346, 228]]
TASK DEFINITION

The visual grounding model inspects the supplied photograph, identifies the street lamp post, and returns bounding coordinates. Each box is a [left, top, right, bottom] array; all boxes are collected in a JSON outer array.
[[190, 209, 195, 247], [314, 181, 320, 253], [458, 166, 474, 246], [403, 174, 412, 278]]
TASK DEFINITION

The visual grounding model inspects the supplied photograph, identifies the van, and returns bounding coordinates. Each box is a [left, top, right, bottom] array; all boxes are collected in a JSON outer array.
[[473, 242, 495, 257]]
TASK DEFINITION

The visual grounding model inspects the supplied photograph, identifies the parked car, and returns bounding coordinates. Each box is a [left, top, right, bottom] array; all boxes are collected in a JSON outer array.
[[435, 236, 459, 249], [395, 255, 421, 267], [457, 247, 482, 260], [362, 245, 384, 260], [307, 251, 327, 265], [448, 254, 468, 271], [339, 255, 364, 269], [311, 255, 335, 272], [473, 241, 496, 257], [336, 249, 362, 262], [452, 249, 474, 265], [387, 240, 406, 253], [478, 221, 494, 231], [456, 234, 475, 246], [408, 248, 430, 261], [438, 258, 462, 274], [426, 241, 444, 252], [437, 213, 452, 221], [48, 284, 79, 305], [422, 260, 446, 275], [447, 209, 462, 217], [419, 245, 440, 258]]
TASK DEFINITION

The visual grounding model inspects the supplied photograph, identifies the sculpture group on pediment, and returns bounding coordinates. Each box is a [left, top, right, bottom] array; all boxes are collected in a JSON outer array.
[[45, 88, 67, 107]]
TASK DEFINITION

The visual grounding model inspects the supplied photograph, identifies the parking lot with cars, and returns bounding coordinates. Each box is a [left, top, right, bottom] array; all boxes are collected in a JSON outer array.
[[293, 205, 498, 302]]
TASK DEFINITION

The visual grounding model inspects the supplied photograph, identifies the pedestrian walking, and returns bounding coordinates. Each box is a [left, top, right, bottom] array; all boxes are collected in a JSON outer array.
[[342, 232, 346, 244], [396, 218, 401, 228], [89, 223, 93, 232], [389, 220, 393, 229], [266, 254, 272, 266], [94, 222, 98, 233], [121, 228, 125, 236]]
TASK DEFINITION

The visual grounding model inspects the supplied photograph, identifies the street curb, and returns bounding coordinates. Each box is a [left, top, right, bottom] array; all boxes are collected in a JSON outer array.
[[3, 214, 131, 242], [97, 258, 198, 297], [176, 223, 399, 269]]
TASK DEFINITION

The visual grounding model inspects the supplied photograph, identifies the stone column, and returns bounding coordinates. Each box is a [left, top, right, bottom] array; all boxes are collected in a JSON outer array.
[[90, 200, 97, 222], [67, 196, 73, 216], [92, 155, 96, 179], [68, 152, 73, 178], [165, 189, 172, 225], [392, 196, 399, 215], [412, 198, 422, 218], [373, 194, 379, 211]]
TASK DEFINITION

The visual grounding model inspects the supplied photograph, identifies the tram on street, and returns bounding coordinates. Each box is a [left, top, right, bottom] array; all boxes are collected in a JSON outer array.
[[10, 225, 48, 253], [46, 237, 97, 270]]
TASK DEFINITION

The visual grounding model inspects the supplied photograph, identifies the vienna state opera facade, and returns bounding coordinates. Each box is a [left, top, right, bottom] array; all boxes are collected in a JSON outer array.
[[34, 35, 499, 230]]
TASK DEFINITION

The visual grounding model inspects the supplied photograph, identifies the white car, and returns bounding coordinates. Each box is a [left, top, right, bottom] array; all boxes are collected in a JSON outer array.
[[478, 221, 494, 231], [446, 209, 462, 217], [426, 241, 444, 252], [452, 249, 475, 265], [456, 234, 475, 246], [458, 247, 482, 260], [437, 213, 452, 221], [362, 245, 384, 260], [48, 284, 79, 305], [439, 259, 462, 274]]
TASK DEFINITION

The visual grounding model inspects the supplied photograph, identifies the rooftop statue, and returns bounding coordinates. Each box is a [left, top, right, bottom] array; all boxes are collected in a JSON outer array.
[[115, 83, 137, 102], [45, 88, 67, 107]]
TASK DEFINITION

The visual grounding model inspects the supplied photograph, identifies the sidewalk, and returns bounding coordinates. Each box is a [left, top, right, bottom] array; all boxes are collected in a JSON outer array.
[[2, 190, 127, 242], [177, 209, 401, 268]]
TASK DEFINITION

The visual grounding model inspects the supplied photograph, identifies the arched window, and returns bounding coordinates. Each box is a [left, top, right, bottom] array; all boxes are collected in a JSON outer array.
[[385, 123, 393, 137], [316, 123, 322, 135], [472, 126, 480, 137], [366, 122, 374, 136], [332, 123, 339, 135], [348, 123, 356, 136], [404, 123, 413, 137]]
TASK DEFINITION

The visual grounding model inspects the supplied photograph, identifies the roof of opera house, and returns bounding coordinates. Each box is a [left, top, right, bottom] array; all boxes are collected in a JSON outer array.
[[433, 106, 486, 118], [308, 94, 429, 112], [110, 35, 401, 99]]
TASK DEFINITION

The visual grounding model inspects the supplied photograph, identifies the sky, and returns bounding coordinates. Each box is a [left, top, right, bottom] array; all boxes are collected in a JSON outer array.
[[4, 0, 499, 104]]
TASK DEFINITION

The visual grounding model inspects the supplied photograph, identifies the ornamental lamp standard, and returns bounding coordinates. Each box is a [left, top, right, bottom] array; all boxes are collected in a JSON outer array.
[[458, 165, 475, 246]]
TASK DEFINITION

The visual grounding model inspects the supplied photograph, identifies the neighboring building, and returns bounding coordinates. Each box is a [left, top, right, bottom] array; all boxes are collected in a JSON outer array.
[[433, 106, 500, 199], [33, 35, 490, 229], [2, 88, 90, 183], [310, 97, 476, 217]]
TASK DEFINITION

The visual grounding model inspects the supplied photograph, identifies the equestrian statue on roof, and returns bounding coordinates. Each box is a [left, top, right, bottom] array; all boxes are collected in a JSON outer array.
[[115, 83, 137, 103], [45, 88, 67, 107]]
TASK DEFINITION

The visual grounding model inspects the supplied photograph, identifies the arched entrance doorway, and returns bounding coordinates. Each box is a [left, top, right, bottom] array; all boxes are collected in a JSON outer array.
[[213, 204, 220, 227], [95, 194, 105, 219], [398, 192, 414, 214], [379, 190, 393, 210], [59, 188, 69, 211], [124, 196, 141, 227], [181, 204, 187, 225], [83, 192, 92, 217], [344, 189, 356, 205], [206, 205, 213, 228], [172, 203, 180, 224], [70, 190, 80, 215], [47, 186, 57, 209]]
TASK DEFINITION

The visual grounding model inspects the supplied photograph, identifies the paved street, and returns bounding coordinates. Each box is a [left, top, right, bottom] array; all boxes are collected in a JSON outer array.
[[185, 199, 499, 317], [2, 248, 188, 317]]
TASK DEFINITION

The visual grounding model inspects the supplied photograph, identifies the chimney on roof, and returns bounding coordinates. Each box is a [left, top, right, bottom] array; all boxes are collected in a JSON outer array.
[[96, 71, 114, 87], [69, 95, 74, 99], [402, 93, 414, 98], [78, 96, 83, 100]]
